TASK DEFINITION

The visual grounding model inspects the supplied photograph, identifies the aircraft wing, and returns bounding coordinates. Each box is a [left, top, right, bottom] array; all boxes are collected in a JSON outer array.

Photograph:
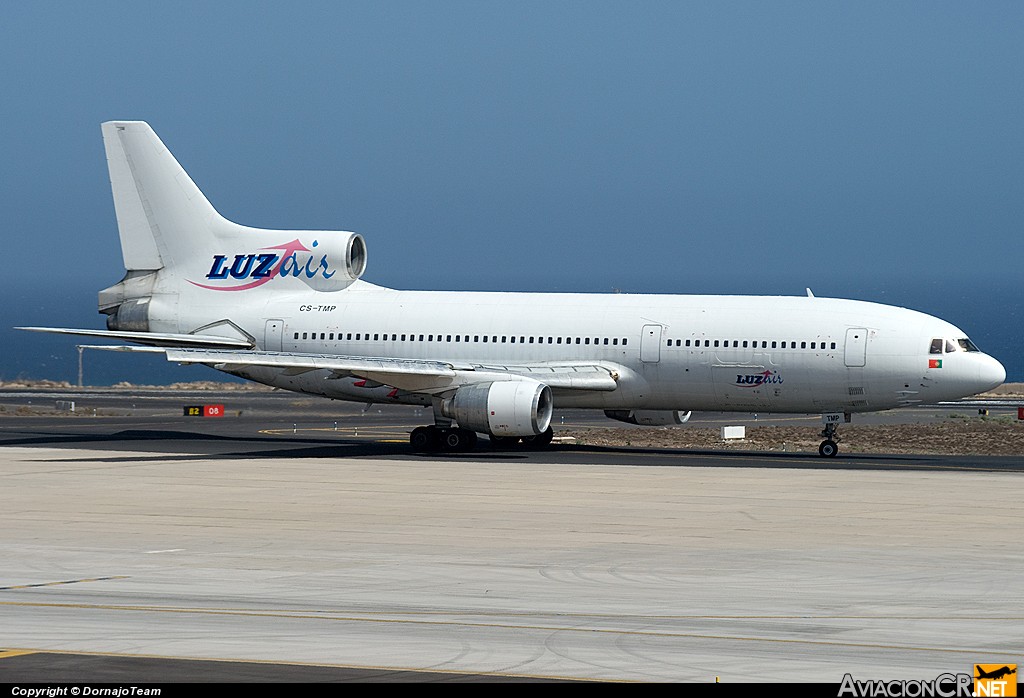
[[158, 348, 621, 394]]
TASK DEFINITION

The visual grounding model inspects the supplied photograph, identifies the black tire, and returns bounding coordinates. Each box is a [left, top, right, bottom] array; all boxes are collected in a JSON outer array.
[[410, 426, 436, 453], [459, 429, 478, 451], [818, 439, 839, 457], [441, 429, 464, 451], [489, 434, 520, 450], [521, 427, 554, 450]]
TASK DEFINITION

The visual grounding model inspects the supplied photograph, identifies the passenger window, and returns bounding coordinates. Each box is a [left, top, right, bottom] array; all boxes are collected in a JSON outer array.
[[293, 333, 299, 340], [801, 341, 806, 349], [576, 338, 581, 344], [585, 338, 591, 345], [622, 339, 628, 345], [713, 340, 719, 347], [612, 338, 618, 345], [830, 342, 836, 349], [446, 335, 452, 342], [557, 337, 562, 344], [930, 338, 943, 354], [603, 338, 608, 345], [742, 341, 747, 348]]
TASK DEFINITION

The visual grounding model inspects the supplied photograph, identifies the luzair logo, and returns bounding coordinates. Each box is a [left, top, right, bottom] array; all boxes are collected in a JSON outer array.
[[189, 239, 336, 291], [735, 370, 783, 388]]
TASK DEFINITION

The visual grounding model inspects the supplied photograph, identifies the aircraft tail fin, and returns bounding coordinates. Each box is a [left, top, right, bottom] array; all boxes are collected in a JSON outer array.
[[101, 121, 223, 271], [98, 122, 367, 333]]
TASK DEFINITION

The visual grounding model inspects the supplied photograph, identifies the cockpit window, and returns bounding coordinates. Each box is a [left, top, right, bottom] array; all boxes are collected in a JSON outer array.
[[958, 338, 980, 352], [945, 339, 958, 354], [929, 338, 943, 355]]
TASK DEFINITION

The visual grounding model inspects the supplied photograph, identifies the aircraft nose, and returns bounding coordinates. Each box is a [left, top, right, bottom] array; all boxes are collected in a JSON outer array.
[[978, 355, 1006, 393]]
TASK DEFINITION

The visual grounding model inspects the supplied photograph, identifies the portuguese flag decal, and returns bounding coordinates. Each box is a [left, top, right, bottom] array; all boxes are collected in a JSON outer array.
[[929, 359, 943, 369]]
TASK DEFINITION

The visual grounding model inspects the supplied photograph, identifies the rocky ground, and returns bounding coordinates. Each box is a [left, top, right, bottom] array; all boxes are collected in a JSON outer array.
[[560, 418, 1024, 457]]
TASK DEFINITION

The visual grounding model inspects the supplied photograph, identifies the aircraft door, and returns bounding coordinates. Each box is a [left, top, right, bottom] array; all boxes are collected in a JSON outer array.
[[844, 327, 867, 367], [640, 324, 662, 363], [265, 319, 284, 352]]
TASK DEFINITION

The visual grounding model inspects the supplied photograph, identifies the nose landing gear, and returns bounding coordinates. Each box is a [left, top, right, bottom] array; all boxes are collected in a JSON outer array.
[[819, 417, 841, 457]]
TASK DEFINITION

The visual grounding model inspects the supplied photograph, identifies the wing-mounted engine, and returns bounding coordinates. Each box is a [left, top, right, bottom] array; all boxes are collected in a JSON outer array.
[[604, 409, 692, 426], [444, 380, 553, 437]]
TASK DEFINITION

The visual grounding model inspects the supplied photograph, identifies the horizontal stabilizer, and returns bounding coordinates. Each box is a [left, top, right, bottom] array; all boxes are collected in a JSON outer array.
[[16, 327, 254, 349]]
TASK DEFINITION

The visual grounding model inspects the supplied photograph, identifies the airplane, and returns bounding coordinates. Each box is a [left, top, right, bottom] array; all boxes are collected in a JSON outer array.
[[975, 666, 1017, 681], [19, 121, 1006, 457]]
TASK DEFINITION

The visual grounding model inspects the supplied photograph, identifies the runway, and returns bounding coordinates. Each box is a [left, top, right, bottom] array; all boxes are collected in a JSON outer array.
[[1, 390, 1022, 682]]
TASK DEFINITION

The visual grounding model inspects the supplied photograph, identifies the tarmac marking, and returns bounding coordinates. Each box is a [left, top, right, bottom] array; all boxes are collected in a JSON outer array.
[[0, 650, 36, 659], [0, 600, 1017, 657], [0, 576, 129, 591]]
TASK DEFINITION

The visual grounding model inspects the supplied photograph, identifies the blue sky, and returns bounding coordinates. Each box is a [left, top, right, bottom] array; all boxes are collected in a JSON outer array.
[[2, 2, 1023, 382]]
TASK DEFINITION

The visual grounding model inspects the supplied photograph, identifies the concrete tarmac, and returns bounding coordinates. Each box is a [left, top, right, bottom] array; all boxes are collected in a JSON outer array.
[[0, 391, 1021, 682]]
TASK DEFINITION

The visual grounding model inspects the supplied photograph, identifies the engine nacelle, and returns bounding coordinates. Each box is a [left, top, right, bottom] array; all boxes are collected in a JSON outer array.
[[445, 380, 553, 437], [268, 230, 367, 292], [604, 409, 692, 426]]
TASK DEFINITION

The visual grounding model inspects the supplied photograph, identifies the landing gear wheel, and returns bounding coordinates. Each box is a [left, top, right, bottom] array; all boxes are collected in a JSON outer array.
[[410, 426, 438, 453], [440, 428, 477, 453], [520, 427, 554, 450], [489, 434, 520, 450], [818, 439, 839, 458]]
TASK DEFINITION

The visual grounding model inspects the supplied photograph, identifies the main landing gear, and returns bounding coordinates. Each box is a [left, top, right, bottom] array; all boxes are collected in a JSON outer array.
[[409, 425, 556, 453], [410, 425, 478, 453], [819, 420, 840, 458], [494, 427, 554, 451]]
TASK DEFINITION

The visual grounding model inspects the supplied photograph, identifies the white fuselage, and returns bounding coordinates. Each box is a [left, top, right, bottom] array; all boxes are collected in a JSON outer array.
[[148, 279, 1004, 414]]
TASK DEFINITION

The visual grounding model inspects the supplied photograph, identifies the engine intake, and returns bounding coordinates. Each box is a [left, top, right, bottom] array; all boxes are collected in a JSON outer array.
[[445, 380, 553, 437]]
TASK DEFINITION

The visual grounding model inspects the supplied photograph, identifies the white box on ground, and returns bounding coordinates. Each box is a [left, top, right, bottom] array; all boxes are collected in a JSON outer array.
[[721, 425, 745, 440]]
